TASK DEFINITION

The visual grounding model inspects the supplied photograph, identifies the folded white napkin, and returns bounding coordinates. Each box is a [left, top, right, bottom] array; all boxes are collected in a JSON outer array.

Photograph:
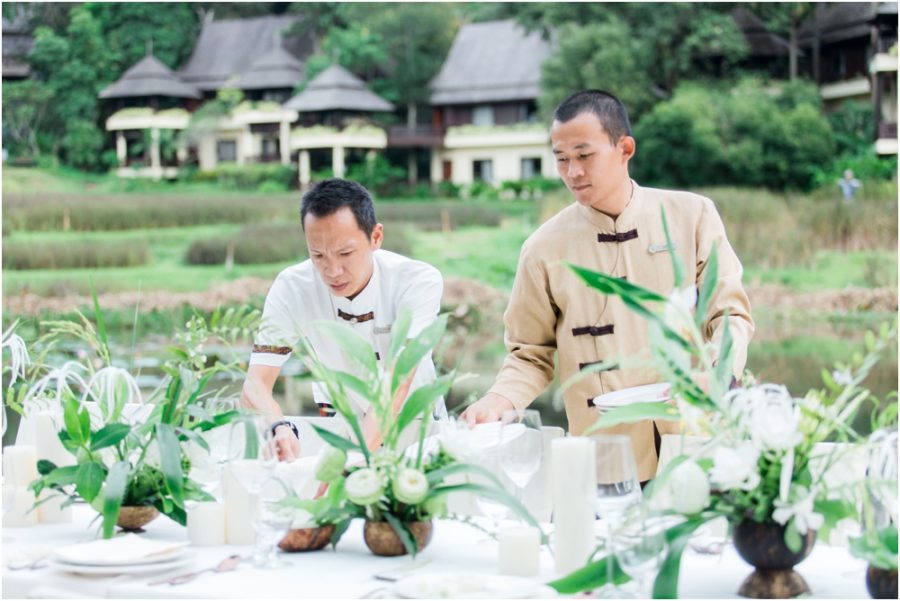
[[53, 533, 188, 566], [405, 421, 527, 461]]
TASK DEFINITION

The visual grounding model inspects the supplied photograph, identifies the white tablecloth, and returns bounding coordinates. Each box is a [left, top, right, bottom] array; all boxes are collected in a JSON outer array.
[[2, 505, 870, 599]]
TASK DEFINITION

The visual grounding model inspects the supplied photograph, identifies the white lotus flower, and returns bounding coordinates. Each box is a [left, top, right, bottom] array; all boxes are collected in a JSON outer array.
[[709, 442, 760, 491], [1, 322, 29, 387], [667, 460, 710, 514], [831, 369, 853, 387], [745, 384, 802, 452], [772, 486, 824, 535], [345, 468, 384, 506], [663, 286, 698, 339], [392, 468, 429, 505]]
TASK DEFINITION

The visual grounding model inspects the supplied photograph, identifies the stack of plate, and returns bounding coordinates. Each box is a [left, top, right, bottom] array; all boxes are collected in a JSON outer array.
[[393, 571, 556, 599], [47, 535, 194, 575], [591, 383, 670, 410]]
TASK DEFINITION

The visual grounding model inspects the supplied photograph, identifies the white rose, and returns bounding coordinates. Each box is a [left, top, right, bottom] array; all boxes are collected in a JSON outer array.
[[392, 468, 429, 505], [345, 468, 384, 506], [667, 460, 710, 515], [709, 442, 760, 491], [746, 384, 802, 452]]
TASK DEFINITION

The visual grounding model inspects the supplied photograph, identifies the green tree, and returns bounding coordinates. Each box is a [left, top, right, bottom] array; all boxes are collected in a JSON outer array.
[[2, 80, 55, 159], [538, 19, 656, 123]]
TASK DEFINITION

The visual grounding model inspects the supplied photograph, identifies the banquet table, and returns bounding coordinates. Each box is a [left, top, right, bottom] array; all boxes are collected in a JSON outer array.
[[2, 504, 871, 599]]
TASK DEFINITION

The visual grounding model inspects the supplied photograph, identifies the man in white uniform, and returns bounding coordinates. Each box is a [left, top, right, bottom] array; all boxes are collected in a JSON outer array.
[[241, 178, 444, 461]]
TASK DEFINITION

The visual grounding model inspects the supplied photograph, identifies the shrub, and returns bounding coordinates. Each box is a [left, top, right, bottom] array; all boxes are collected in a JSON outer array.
[[345, 155, 407, 197], [214, 163, 296, 191], [3, 239, 150, 270], [376, 203, 502, 229]]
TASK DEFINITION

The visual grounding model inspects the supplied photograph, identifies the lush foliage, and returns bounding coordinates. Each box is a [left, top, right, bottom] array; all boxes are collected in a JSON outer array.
[[8, 302, 261, 538], [549, 208, 898, 597], [633, 78, 835, 190], [285, 310, 539, 555], [2, 239, 149, 270]]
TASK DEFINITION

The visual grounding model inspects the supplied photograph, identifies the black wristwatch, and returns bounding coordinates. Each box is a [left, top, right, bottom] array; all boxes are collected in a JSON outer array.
[[270, 419, 300, 440]]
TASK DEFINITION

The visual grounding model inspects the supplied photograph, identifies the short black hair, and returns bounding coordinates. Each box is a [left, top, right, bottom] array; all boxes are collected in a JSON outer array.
[[300, 178, 377, 238], [553, 90, 632, 144]]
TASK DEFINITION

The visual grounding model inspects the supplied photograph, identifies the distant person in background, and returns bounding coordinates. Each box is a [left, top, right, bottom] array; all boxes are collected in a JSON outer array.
[[839, 169, 861, 203], [241, 178, 444, 461], [462, 89, 755, 483]]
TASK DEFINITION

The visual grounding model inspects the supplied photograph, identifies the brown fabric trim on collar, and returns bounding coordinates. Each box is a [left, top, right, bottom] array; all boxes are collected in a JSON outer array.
[[597, 229, 638, 243], [252, 344, 292, 355], [337, 308, 375, 324], [572, 324, 615, 337]]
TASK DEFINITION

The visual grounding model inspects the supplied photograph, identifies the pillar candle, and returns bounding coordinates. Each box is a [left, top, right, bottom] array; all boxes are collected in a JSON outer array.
[[34, 412, 75, 468], [551, 437, 596, 574], [37, 489, 72, 524], [223, 463, 255, 545], [3, 445, 39, 486], [187, 501, 226, 546], [3, 485, 39, 527], [498, 526, 541, 577]]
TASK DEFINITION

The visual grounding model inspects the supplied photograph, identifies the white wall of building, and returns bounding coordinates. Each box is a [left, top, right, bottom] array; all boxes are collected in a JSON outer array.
[[433, 143, 556, 185]]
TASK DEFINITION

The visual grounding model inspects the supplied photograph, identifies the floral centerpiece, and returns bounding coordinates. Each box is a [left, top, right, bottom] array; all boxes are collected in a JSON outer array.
[[4, 299, 260, 538], [284, 310, 539, 557], [548, 210, 898, 598]]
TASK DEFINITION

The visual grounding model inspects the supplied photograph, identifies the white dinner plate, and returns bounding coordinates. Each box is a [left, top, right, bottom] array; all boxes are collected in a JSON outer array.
[[591, 383, 670, 409], [394, 572, 556, 599], [47, 550, 196, 575], [53, 545, 187, 567]]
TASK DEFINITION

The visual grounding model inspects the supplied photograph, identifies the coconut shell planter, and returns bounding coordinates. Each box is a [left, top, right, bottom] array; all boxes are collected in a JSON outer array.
[[116, 506, 160, 532], [732, 519, 817, 599], [363, 520, 433, 557], [278, 525, 336, 552]]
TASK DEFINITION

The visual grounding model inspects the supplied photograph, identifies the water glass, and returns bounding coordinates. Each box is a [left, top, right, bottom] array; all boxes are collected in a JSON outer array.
[[474, 449, 513, 535], [251, 475, 294, 568], [615, 507, 668, 598], [497, 409, 542, 505]]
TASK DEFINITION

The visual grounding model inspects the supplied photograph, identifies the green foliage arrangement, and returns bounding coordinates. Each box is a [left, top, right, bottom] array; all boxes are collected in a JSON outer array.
[[285, 311, 540, 556], [7, 301, 261, 539], [3, 239, 150, 270], [548, 209, 898, 597]]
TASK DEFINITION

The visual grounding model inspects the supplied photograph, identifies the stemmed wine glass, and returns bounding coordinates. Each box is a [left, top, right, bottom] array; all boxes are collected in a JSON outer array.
[[474, 448, 514, 537], [191, 399, 245, 498], [614, 505, 668, 598], [250, 475, 294, 569], [497, 409, 542, 515], [592, 434, 642, 597]]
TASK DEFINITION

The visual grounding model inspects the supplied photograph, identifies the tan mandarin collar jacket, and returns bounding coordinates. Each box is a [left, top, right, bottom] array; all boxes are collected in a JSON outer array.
[[488, 182, 755, 481]]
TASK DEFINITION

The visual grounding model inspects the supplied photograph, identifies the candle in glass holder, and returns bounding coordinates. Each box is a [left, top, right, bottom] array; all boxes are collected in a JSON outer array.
[[34, 412, 75, 468], [3, 485, 39, 527], [3, 445, 39, 486], [37, 489, 72, 524], [188, 501, 226, 546], [551, 437, 596, 574], [498, 525, 541, 576]]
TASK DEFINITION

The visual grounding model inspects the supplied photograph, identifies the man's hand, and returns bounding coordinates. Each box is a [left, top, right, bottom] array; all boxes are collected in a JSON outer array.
[[461, 393, 515, 427], [273, 424, 301, 462]]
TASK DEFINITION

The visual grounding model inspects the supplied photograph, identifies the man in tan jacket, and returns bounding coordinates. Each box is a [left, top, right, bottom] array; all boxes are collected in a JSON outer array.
[[462, 90, 754, 482]]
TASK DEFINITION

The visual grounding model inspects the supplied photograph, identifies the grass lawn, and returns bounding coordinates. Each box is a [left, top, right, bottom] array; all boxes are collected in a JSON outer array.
[[743, 249, 898, 291]]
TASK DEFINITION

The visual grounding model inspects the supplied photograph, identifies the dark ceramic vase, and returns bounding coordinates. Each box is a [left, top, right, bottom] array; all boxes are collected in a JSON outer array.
[[866, 564, 898, 599], [363, 520, 433, 557], [732, 519, 816, 599]]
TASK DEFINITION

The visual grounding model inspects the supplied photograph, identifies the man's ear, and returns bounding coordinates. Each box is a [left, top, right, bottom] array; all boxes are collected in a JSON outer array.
[[619, 136, 636, 162], [371, 223, 384, 250]]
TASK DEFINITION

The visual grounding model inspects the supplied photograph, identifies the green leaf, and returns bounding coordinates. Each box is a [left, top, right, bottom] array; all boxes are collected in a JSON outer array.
[[331, 371, 374, 402], [329, 518, 353, 550], [429, 482, 540, 529], [89, 423, 132, 451], [384, 512, 418, 557], [713, 311, 734, 388], [75, 461, 106, 504], [425, 462, 505, 489], [660, 207, 685, 288], [314, 320, 377, 375], [784, 519, 802, 553], [652, 516, 711, 598], [387, 309, 413, 364], [585, 402, 680, 435], [39, 465, 79, 487], [548, 553, 630, 594], [156, 423, 185, 508], [569, 263, 667, 304], [392, 314, 448, 392], [37, 459, 58, 476], [62, 396, 86, 445], [101, 461, 130, 539], [311, 424, 362, 454], [90, 282, 111, 363], [694, 244, 718, 329], [393, 374, 453, 439]]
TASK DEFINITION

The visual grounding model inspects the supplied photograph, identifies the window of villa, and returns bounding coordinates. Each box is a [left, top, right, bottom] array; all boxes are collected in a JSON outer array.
[[472, 105, 494, 127], [261, 137, 279, 159], [473, 159, 493, 183], [217, 140, 237, 162], [521, 157, 542, 179]]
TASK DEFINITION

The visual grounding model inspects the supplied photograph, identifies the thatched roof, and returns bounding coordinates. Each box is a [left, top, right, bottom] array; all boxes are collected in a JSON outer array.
[[99, 55, 202, 99], [235, 46, 304, 90], [2, 14, 33, 79], [429, 20, 551, 105], [798, 2, 897, 45], [178, 15, 312, 91], [732, 7, 794, 58], [284, 64, 394, 112]]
